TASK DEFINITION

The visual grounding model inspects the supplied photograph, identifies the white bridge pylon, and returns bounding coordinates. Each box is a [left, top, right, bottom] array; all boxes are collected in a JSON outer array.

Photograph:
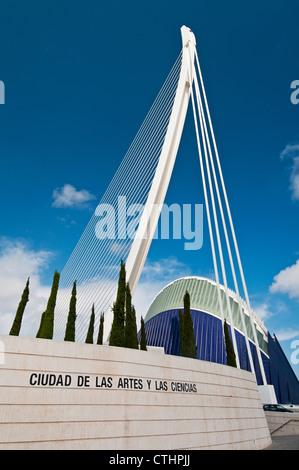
[[125, 26, 266, 384], [55, 26, 266, 385]]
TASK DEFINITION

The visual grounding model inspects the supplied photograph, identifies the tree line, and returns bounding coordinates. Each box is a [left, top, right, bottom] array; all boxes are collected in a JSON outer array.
[[8, 259, 236, 367], [8, 261, 147, 350]]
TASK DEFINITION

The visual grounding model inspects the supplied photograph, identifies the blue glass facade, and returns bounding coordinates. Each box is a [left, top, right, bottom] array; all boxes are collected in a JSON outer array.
[[267, 333, 299, 404], [143, 308, 299, 404]]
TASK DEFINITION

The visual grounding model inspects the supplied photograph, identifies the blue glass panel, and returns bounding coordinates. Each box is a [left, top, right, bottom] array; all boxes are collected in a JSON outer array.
[[141, 309, 299, 404]]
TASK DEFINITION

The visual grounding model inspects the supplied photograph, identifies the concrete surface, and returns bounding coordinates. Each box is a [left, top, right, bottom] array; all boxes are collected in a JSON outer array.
[[265, 435, 299, 450], [264, 411, 299, 436], [0, 334, 271, 450]]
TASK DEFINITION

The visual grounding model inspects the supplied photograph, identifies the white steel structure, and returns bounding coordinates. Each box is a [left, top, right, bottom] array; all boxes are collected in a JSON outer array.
[[54, 26, 267, 385]]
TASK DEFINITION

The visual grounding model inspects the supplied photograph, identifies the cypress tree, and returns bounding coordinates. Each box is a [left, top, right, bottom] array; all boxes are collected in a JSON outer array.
[[36, 311, 46, 338], [37, 270, 60, 339], [223, 319, 237, 367], [124, 283, 138, 349], [131, 306, 139, 349], [178, 309, 184, 355], [64, 281, 77, 342], [140, 316, 147, 351], [179, 291, 197, 359], [97, 312, 104, 345], [85, 304, 95, 344], [9, 277, 30, 336], [109, 260, 126, 347]]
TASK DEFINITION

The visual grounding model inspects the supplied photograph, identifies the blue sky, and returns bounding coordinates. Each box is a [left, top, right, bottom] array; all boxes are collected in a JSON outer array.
[[0, 1, 299, 377]]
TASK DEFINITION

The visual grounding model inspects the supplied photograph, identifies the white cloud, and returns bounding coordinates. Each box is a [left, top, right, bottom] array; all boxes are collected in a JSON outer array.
[[253, 302, 273, 321], [133, 257, 193, 320], [274, 328, 299, 342], [0, 239, 53, 337], [280, 143, 299, 200], [0, 240, 193, 342], [289, 157, 299, 201], [141, 256, 192, 283], [280, 143, 299, 161], [270, 259, 299, 299], [52, 183, 96, 209]]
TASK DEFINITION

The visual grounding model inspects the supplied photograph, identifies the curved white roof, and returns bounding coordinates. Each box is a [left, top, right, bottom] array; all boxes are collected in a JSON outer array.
[[145, 276, 268, 353]]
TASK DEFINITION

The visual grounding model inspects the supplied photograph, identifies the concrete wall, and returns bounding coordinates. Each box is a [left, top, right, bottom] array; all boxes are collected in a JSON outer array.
[[265, 411, 299, 436], [0, 335, 271, 450]]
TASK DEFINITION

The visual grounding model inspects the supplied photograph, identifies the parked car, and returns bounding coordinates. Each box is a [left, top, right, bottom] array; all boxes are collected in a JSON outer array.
[[263, 404, 294, 412]]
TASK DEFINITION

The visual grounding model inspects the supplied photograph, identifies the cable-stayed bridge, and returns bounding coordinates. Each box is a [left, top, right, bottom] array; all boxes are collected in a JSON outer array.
[[54, 26, 267, 385]]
